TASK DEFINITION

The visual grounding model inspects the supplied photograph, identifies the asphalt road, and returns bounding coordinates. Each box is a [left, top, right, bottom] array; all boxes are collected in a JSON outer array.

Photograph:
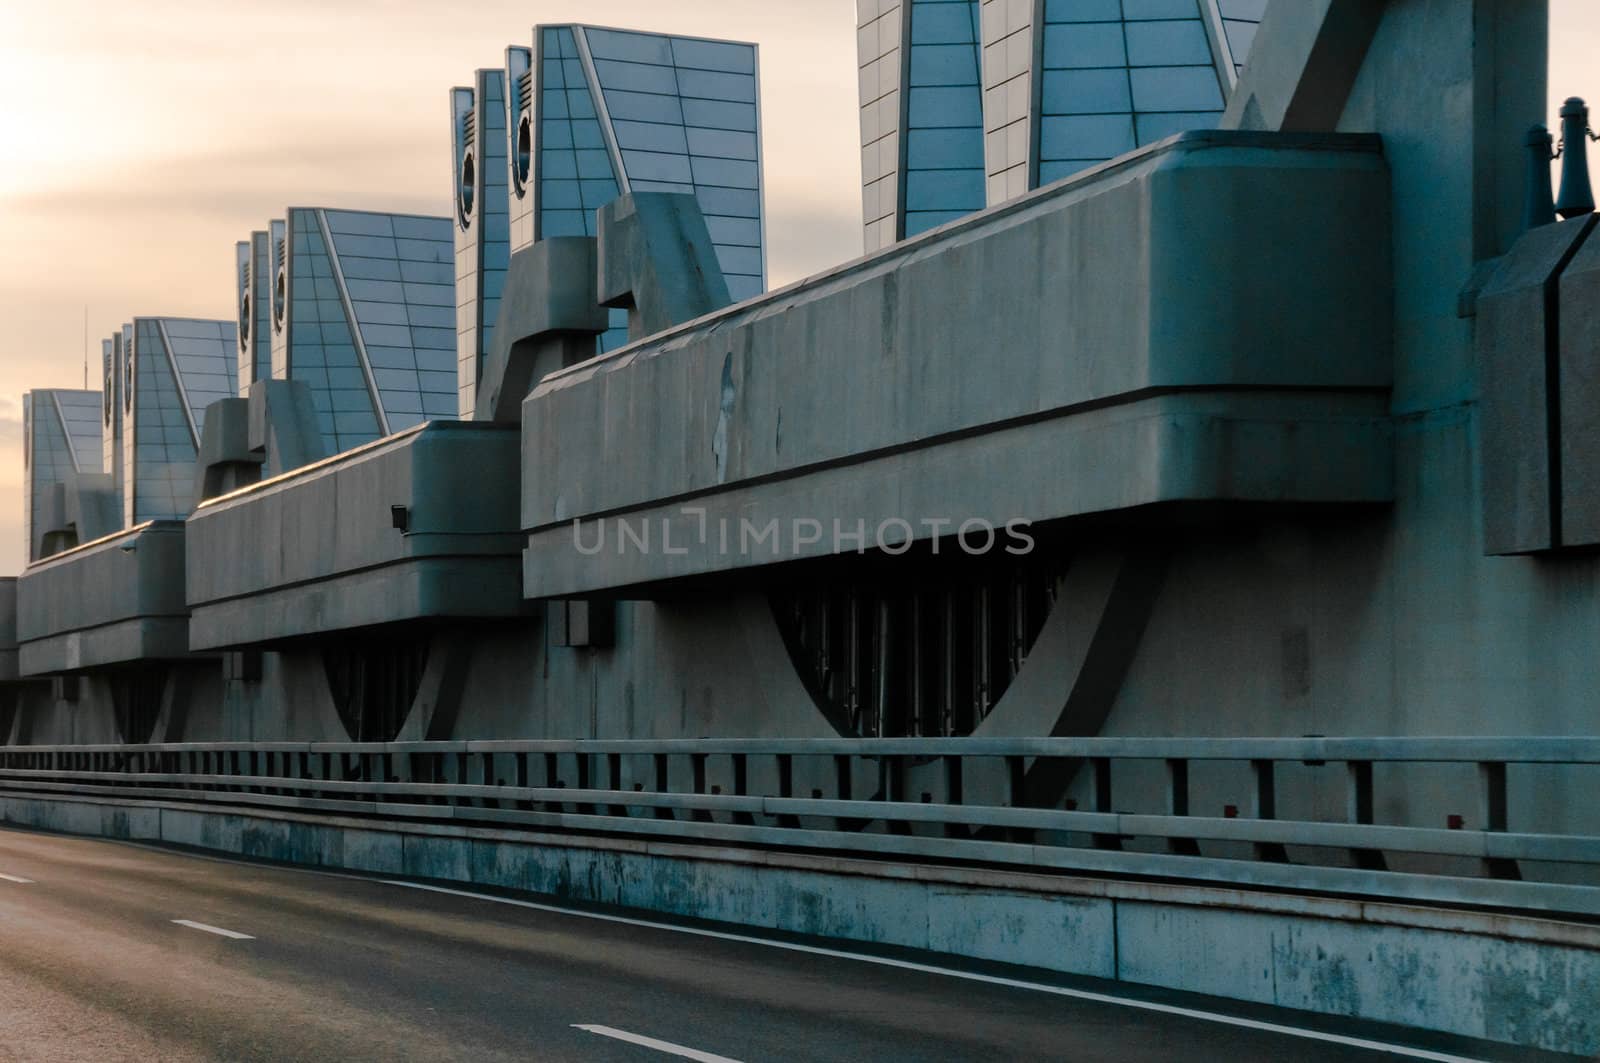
[[0, 826, 1521, 1062]]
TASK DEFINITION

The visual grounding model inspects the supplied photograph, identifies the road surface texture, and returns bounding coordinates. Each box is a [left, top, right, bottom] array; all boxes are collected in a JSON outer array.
[[0, 826, 1550, 1062]]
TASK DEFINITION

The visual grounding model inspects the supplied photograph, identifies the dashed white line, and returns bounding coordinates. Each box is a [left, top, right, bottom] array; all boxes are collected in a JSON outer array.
[[386, 881, 1487, 1063], [573, 1025, 742, 1062], [0, 873, 34, 884], [171, 919, 254, 940]]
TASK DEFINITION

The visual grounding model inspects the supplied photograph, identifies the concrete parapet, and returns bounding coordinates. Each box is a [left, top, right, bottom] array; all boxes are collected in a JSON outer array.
[[3, 792, 1596, 1057], [186, 422, 527, 649], [17, 522, 192, 675], [522, 131, 1394, 597]]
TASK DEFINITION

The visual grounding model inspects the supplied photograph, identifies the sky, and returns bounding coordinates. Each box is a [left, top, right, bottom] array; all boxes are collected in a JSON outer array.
[[0, 0, 1596, 574]]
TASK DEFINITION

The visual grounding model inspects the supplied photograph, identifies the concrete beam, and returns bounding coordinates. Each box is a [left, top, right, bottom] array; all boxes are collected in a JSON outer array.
[[596, 192, 731, 341], [247, 379, 326, 478], [476, 237, 609, 425], [193, 398, 263, 507], [1476, 216, 1599, 554], [16, 522, 192, 675], [1221, 0, 1387, 134]]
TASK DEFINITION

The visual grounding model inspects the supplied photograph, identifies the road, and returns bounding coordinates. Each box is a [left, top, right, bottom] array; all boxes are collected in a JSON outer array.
[[0, 826, 1523, 1062]]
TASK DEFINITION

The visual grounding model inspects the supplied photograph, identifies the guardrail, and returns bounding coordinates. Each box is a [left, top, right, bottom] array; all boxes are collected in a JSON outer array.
[[1, 737, 1597, 917]]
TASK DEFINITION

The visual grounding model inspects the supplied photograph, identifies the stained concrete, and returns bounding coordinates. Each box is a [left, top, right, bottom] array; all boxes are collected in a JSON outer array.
[[2, 792, 1594, 1057]]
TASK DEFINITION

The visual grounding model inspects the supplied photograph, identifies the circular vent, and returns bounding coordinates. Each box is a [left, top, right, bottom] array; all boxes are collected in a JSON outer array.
[[323, 633, 430, 743], [771, 550, 1064, 738], [514, 113, 532, 196], [240, 292, 252, 347], [123, 339, 134, 413], [273, 268, 286, 331], [103, 350, 113, 427], [458, 149, 476, 229]]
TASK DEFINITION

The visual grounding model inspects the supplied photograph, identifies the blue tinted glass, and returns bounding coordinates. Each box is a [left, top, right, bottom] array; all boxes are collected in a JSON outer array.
[[1036, 0, 1225, 184]]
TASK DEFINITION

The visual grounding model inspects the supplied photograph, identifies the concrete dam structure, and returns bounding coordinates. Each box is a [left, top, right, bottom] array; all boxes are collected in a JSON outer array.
[[3, 4, 1599, 1057]]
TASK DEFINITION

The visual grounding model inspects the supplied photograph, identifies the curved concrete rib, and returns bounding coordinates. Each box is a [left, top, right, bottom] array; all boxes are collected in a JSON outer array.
[[975, 547, 1170, 808]]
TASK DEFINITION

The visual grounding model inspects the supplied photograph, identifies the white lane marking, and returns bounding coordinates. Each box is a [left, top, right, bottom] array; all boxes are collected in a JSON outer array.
[[0, 873, 34, 884], [384, 881, 1485, 1063], [171, 919, 254, 940], [573, 1025, 742, 1062]]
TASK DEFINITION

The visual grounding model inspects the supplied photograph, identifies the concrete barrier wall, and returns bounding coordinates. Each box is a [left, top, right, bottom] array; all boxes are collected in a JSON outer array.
[[4, 792, 1594, 1056], [186, 422, 526, 648], [16, 522, 190, 675]]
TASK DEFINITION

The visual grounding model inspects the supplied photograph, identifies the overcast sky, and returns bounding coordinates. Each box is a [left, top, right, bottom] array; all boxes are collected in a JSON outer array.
[[0, 1, 1596, 573]]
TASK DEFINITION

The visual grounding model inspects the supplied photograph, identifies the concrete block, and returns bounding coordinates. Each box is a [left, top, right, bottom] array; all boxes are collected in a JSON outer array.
[[343, 829, 404, 874], [1477, 216, 1599, 554], [1556, 230, 1600, 546], [476, 237, 609, 424], [187, 423, 526, 649], [596, 192, 732, 341], [1221, 0, 1386, 133], [246, 379, 326, 477], [193, 397, 263, 507], [17, 522, 193, 675], [402, 833, 471, 884]]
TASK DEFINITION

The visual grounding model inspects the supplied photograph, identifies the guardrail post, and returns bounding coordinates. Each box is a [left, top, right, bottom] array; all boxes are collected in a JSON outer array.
[[1346, 760, 1387, 870], [775, 754, 800, 828], [1165, 759, 1200, 856], [884, 755, 911, 835], [1091, 757, 1120, 850], [731, 754, 754, 826], [943, 755, 965, 839], [517, 753, 533, 812], [689, 753, 712, 823], [577, 752, 596, 817], [607, 753, 627, 818], [654, 753, 675, 821], [833, 755, 863, 831], [1480, 762, 1522, 880], [1251, 759, 1289, 863]]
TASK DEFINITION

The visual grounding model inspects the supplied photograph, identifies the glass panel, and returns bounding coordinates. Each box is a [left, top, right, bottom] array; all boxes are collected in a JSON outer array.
[[1036, 0, 1227, 184]]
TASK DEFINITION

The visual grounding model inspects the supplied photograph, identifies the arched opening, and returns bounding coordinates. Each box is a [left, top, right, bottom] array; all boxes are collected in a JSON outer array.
[[323, 631, 431, 743], [111, 664, 170, 744], [771, 549, 1064, 737]]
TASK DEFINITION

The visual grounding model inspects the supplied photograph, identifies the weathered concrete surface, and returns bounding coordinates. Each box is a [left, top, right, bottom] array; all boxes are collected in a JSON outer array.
[[192, 397, 263, 507], [522, 132, 1393, 596], [4, 792, 1596, 1057], [1476, 216, 1598, 554], [17, 522, 191, 675], [186, 422, 527, 650], [596, 192, 732, 341], [246, 378, 326, 478], [1556, 227, 1600, 547], [475, 237, 608, 424], [1221, 0, 1387, 134]]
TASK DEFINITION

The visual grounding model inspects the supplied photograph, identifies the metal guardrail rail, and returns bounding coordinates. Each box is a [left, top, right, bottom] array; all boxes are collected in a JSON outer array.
[[1, 737, 1597, 918]]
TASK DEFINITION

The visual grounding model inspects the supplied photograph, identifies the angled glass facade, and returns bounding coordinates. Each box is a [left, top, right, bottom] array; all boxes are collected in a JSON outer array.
[[125, 318, 236, 525], [271, 207, 456, 453], [902, 0, 985, 238], [861, 0, 1265, 246], [23, 389, 103, 561], [529, 23, 767, 352], [453, 68, 511, 418]]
